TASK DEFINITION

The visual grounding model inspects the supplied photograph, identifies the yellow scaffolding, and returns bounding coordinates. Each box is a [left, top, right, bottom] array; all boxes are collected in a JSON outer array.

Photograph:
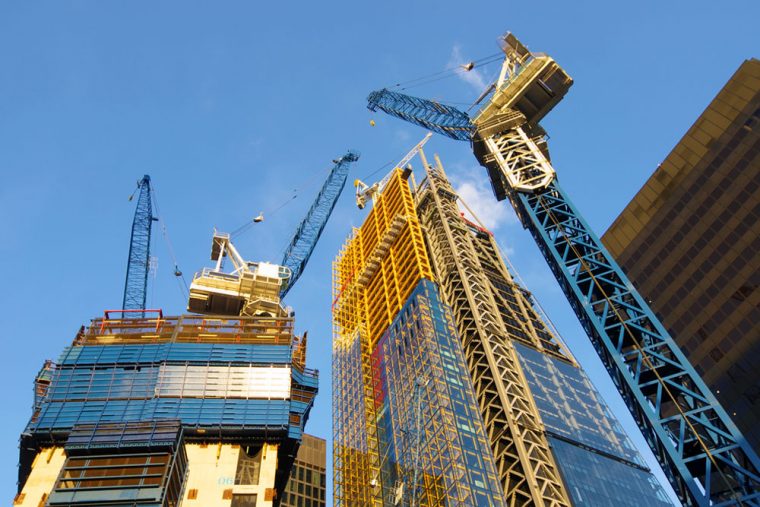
[[332, 169, 433, 506], [333, 169, 432, 347]]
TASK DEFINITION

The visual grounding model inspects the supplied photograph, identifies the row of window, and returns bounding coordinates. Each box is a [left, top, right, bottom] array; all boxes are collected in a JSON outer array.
[[59, 343, 292, 367], [31, 398, 291, 431], [619, 126, 756, 275], [49, 450, 186, 507]]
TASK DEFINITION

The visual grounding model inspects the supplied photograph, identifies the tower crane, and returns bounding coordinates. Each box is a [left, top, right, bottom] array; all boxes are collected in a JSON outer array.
[[122, 175, 157, 317], [188, 151, 360, 316], [281, 151, 360, 297], [355, 133, 431, 209], [366, 32, 760, 506]]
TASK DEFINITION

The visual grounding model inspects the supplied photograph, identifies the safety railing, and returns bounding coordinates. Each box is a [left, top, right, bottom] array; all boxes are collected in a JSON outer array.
[[76, 312, 296, 346]]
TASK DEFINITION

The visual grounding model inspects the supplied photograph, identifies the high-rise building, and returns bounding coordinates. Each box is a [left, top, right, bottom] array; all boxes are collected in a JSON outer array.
[[414, 156, 674, 506], [332, 169, 506, 506], [281, 434, 326, 507], [15, 236, 318, 507], [603, 58, 760, 454]]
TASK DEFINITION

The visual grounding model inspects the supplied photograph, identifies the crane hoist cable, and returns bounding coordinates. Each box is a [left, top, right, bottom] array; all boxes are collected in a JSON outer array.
[[229, 160, 342, 239], [150, 184, 189, 299], [396, 55, 505, 92], [388, 51, 503, 90]]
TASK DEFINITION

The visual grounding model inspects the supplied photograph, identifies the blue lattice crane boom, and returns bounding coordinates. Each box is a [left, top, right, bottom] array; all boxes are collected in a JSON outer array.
[[367, 32, 760, 506], [188, 151, 360, 316], [280, 151, 360, 297], [123, 175, 157, 315]]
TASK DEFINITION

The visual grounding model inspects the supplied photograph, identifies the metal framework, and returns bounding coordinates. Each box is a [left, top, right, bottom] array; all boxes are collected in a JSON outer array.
[[123, 175, 155, 315], [332, 170, 505, 506], [281, 151, 360, 297], [368, 89, 474, 141], [416, 155, 571, 506], [332, 170, 432, 506], [366, 32, 760, 506]]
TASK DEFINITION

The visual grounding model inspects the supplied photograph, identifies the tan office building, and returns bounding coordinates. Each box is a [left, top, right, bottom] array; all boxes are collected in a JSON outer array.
[[603, 58, 760, 453]]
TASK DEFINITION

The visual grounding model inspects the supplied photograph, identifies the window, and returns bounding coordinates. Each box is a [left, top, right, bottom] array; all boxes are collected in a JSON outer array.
[[57, 454, 169, 490], [231, 494, 258, 507], [49, 450, 186, 506], [235, 446, 263, 485]]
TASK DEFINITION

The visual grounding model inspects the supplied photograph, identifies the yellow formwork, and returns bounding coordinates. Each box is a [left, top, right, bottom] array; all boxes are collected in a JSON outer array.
[[333, 169, 432, 347], [332, 169, 434, 506]]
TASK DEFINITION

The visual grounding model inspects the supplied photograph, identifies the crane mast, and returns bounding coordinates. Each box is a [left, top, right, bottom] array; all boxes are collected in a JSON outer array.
[[122, 175, 156, 316], [367, 32, 760, 506]]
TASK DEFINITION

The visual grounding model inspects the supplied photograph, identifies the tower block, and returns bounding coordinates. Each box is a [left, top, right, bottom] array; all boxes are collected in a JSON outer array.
[[332, 169, 506, 506], [16, 235, 318, 507]]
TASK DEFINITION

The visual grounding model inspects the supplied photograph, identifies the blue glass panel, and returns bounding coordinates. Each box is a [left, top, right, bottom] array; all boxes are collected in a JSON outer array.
[[514, 342, 641, 463], [30, 399, 291, 430], [369, 279, 506, 505], [549, 437, 673, 507], [58, 343, 292, 366], [513, 342, 673, 504]]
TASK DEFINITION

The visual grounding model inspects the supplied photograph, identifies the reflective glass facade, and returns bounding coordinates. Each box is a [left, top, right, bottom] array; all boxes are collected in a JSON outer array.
[[514, 343, 673, 506], [372, 280, 505, 506]]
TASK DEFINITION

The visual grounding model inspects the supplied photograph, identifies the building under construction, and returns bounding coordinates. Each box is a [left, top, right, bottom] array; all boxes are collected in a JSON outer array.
[[332, 145, 674, 505], [15, 234, 318, 507], [415, 156, 673, 506], [332, 169, 506, 506], [365, 31, 759, 505]]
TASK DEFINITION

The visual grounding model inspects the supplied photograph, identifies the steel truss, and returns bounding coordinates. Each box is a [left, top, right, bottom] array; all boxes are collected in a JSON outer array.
[[504, 173, 760, 506], [281, 151, 360, 297], [123, 175, 155, 315], [415, 156, 571, 507], [366, 79, 760, 505]]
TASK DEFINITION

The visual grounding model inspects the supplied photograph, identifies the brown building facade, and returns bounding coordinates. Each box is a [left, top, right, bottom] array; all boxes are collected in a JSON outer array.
[[603, 58, 760, 453], [280, 434, 326, 507]]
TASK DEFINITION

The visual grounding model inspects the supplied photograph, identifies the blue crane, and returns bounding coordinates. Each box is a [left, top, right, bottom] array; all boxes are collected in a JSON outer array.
[[280, 151, 360, 297], [188, 152, 360, 316], [367, 33, 760, 506], [123, 175, 157, 316]]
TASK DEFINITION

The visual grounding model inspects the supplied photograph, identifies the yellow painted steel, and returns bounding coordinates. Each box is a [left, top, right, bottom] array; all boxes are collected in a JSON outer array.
[[332, 169, 434, 506], [333, 169, 432, 346]]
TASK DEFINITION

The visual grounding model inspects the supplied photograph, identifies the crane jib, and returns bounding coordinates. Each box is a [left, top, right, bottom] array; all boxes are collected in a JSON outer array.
[[365, 32, 760, 506]]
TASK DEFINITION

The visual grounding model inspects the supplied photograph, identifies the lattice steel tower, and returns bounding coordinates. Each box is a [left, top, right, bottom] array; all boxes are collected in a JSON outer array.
[[367, 32, 760, 506], [415, 154, 570, 506], [415, 154, 673, 506]]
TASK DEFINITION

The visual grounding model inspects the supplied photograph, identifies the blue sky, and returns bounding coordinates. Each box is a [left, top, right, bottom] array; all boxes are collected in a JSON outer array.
[[1, 1, 758, 502]]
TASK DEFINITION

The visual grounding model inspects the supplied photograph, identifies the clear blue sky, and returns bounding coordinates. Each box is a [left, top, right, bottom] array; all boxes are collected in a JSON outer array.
[[2, 1, 758, 503]]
